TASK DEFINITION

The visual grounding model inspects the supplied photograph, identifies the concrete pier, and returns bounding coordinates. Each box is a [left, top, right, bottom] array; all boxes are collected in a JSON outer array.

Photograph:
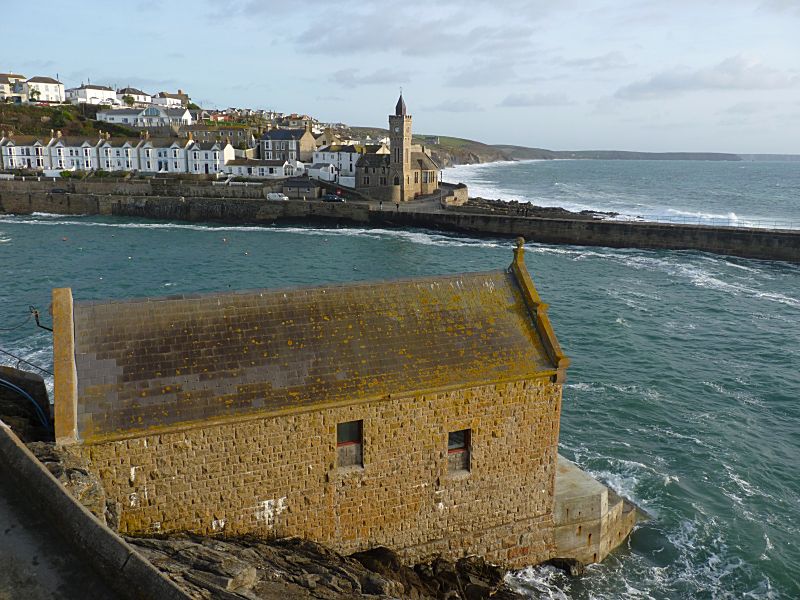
[[553, 456, 641, 564]]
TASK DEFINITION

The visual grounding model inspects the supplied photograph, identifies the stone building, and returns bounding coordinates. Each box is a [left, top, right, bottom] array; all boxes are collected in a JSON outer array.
[[52, 241, 572, 568], [356, 95, 440, 202]]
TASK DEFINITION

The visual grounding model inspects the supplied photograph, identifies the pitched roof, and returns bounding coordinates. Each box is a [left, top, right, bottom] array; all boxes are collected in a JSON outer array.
[[260, 128, 308, 141], [226, 158, 285, 166], [118, 87, 149, 96], [27, 76, 61, 84], [0, 135, 47, 146], [78, 84, 114, 91], [141, 137, 186, 148], [98, 108, 140, 116], [411, 151, 439, 171], [357, 153, 390, 168], [64, 245, 567, 441]]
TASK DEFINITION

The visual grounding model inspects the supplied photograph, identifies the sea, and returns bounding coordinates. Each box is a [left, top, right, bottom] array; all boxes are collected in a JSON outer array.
[[1, 159, 798, 599]]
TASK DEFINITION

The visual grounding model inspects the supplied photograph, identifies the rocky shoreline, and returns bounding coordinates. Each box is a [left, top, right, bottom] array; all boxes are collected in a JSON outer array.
[[458, 196, 618, 221]]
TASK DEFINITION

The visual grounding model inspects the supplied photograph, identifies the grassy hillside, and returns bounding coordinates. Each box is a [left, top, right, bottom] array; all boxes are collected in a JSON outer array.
[[0, 103, 139, 138], [350, 126, 508, 167], [493, 145, 742, 161]]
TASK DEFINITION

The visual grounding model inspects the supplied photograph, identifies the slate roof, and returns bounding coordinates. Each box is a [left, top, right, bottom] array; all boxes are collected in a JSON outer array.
[[0, 135, 46, 146], [98, 108, 140, 116], [261, 128, 308, 141], [411, 151, 439, 171], [356, 153, 390, 168], [118, 87, 149, 96], [27, 76, 61, 84], [226, 158, 284, 166], [66, 249, 566, 441], [78, 84, 114, 91]]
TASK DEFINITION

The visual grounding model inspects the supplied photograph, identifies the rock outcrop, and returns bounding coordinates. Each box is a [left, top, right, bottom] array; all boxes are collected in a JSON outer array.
[[125, 535, 527, 600]]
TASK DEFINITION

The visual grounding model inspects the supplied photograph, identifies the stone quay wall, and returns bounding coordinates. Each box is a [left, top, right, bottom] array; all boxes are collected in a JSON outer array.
[[380, 211, 800, 263], [74, 378, 562, 569], [2, 179, 797, 261]]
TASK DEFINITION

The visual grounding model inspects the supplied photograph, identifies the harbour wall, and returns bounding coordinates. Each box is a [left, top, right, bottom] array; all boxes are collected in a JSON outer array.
[[1, 184, 798, 262]]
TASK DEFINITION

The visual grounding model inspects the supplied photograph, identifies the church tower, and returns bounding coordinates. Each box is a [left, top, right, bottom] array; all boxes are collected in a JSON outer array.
[[389, 93, 413, 201]]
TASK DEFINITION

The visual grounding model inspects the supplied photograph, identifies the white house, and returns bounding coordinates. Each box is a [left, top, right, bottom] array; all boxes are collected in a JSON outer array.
[[22, 76, 65, 103], [187, 140, 235, 175], [0, 73, 26, 101], [311, 144, 388, 188], [66, 84, 117, 105], [153, 90, 189, 108], [95, 138, 143, 171], [308, 162, 337, 183], [0, 134, 49, 170], [225, 158, 289, 179], [116, 87, 152, 106], [47, 136, 102, 171], [97, 106, 193, 128], [136, 138, 194, 173]]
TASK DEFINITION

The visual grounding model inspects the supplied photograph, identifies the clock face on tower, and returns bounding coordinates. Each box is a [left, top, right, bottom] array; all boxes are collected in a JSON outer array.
[[394, 126, 400, 132]]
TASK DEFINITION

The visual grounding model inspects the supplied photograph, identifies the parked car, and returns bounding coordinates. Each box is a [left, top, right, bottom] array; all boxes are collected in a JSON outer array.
[[266, 192, 289, 201], [322, 193, 345, 203]]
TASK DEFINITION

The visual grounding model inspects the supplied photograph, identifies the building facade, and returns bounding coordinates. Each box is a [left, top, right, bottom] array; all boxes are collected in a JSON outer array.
[[52, 242, 570, 569], [259, 128, 316, 163], [116, 87, 152, 106], [66, 84, 117, 105], [0, 73, 26, 100], [22, 76, 65, 103], [356, 95, 440, 202], [97, 106, 193, 128]]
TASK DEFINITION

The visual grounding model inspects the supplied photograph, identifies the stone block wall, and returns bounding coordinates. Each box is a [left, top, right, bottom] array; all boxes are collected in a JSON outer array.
[[73, 378, 562, 568]]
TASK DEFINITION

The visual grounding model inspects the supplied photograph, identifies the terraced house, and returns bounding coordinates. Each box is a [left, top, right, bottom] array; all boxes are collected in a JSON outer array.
[[51, 240, 575, 568]]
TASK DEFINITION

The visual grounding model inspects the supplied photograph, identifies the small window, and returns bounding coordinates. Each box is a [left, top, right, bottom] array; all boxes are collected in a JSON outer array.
[[337, 420, 363, 468], [448, 429, 470, 473]]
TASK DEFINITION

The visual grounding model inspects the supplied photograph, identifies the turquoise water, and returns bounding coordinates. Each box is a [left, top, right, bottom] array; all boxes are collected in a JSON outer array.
[[1, 161, 799, 598], [443, 160, 800, 228]]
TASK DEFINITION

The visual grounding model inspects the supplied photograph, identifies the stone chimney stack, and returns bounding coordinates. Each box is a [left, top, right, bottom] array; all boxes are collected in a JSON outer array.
[[50, 129, 54, 139], [187, 131, 193, 141], [105, 131, 111, 140], [56, 130, 62, 138]]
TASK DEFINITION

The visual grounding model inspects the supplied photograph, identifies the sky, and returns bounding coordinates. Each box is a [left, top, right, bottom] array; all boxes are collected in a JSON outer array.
[[3, 0, 799, 153]]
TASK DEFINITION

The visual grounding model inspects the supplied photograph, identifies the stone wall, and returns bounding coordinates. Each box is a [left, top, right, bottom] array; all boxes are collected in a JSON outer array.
[[0, 190, 371, 223], [381, 211, 800, 263], [74, 378, 562, 568]]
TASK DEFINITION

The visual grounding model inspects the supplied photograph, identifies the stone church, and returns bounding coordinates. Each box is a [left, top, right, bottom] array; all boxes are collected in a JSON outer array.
[[356, 95, 440, 202]]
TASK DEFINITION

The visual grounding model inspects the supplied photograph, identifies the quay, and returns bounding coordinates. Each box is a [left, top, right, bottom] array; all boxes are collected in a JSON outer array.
[[1, 178, 798, 263]]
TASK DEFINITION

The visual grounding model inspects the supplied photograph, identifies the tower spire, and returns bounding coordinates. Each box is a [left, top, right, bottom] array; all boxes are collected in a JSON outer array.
[[395, 92, 406, 117]]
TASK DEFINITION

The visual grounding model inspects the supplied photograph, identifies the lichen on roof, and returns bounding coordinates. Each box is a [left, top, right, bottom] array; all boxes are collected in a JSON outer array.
[[67, 249, 565, 442]]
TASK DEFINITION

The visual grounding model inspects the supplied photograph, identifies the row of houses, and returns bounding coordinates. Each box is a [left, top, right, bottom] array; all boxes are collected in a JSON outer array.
[[64, 85, 190, 108], [0, 131, 303, 179], [0, 73, 65, 103], [0, 70, 192, 108]]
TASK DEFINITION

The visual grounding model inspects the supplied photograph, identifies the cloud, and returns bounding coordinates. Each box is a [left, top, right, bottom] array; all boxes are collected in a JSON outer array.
[[615, 56, 798, 100], [759, 0, 800, 16], [424, 100, 483, 112], [499, 92, 572, 107], [444, 60, 520, 88], [720, 101, 766, 115], [557, 51, 632, 71], [330, 68, 409, 88]]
